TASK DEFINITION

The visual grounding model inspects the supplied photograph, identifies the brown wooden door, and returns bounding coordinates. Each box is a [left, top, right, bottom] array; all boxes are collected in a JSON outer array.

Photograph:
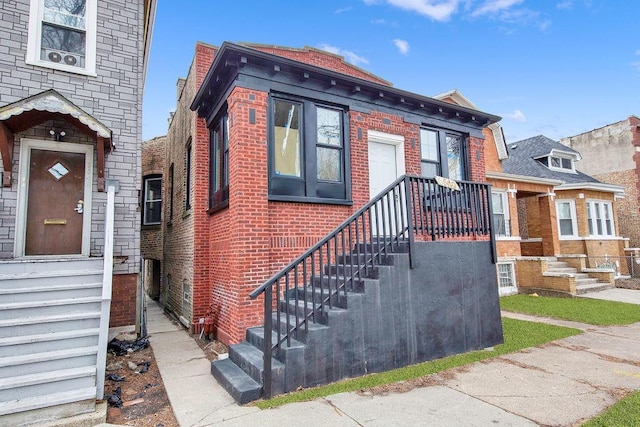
[[25, 149, 86, 255]]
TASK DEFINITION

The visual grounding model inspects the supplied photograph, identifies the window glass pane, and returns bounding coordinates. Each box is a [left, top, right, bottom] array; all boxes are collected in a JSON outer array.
[[43, 0, 86, 29], [595, 202, 603, 235], [559, 219, 574, 236], [317, 108, 341, 146], [550, 157, 561, 168], [420, 162, 438, 178], [317, 147, 341, 182], [492, 192, 504, 214], [561, 158, 572, 169], [213, 127, 222, 192], [604, 204, 612, 235], [587, 202, 593, 235], [446, 134, 462, 181], [420, 129, 438, 162], [498, 264, 513, 288], [41, 24, 85, 56], [146, 179, 161, 201], [273, 100, 301, 177], [557, 202, 571, 219]]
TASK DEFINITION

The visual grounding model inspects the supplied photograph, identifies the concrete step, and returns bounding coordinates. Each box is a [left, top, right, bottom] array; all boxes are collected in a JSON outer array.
[[576, 283, 613, 295], [547, 267, 578, 274], [0, 366, 96, 402], [576, 278, 600, 286], [0, 271, 103, 290], [229, 342, 285, 395], [211, 357, 262, 405], [245, 327, 305, 353], [0, 386, 96, 417], [0, 346, 98, 379]]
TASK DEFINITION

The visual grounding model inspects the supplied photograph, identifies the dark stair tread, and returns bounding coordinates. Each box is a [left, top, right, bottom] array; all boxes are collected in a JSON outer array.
[[231, 341, 284, 367], [211, 358, 262, 404], [247, 327, 306, 350]]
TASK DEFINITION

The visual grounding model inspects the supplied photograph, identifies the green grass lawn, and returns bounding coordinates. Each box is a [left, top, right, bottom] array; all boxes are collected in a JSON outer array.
[[255, 317, 580, 409], [582, 390, 640, 426], [500, 294, 640, 325]]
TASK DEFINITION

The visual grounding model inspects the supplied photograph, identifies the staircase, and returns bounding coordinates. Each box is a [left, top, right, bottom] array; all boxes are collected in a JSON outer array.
[[211, 175, 502, 404], [212, 248, 399, 403], [0, 258, 104, 417], [546, 258, 612, 294]]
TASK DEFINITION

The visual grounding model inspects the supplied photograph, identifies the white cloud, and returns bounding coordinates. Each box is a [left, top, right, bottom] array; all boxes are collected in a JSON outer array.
[[504, 109, 527, 123], [318, 44, 370, 66], [471, 0, 523, 17], [393, 39, 410, 54], [368, 0, 460, 22], [556, 0, 573, 9], [335, 7, 353, 14], [372, 18, 387, 24]]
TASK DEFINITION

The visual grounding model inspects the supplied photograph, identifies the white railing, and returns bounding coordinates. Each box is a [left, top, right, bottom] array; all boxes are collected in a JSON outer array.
[[95, 185, 115, 399]]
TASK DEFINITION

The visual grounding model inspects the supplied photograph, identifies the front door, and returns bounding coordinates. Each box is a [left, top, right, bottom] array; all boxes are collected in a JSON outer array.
[[368, 132, 405, 236], [17, 140, 93, 257]]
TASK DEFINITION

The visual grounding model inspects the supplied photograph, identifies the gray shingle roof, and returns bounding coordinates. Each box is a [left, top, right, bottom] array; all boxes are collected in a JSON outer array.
[[502, 135, 600, 184]]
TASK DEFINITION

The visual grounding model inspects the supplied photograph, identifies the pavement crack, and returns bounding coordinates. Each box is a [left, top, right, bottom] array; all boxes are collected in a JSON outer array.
[[322, 397, 365, 426], [496, 357, 553, 374]]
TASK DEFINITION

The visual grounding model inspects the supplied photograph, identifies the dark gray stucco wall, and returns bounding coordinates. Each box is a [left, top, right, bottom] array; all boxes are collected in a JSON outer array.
[[300, 240, 504, 387]]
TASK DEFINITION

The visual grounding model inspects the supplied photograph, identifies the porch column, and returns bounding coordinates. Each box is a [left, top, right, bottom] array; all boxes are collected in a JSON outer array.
[[538, 194, 560, 256]]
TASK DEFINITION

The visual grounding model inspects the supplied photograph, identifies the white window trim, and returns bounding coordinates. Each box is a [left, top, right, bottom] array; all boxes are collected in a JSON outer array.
[[492, 190, 510, 238], [548, 154, 576, 173], [143, 176, 162, 225], [586, 199, 615, 238], [556, 199, 578, 239], [26, 0, 98, 76], [497, 262, 517, 296]]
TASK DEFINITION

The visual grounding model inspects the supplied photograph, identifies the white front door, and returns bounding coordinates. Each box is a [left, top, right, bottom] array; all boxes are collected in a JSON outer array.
[[368, 131, 405, 236]]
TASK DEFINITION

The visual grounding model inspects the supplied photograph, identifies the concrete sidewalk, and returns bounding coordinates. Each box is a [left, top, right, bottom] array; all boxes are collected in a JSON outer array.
[[146, 290, 640, 426]]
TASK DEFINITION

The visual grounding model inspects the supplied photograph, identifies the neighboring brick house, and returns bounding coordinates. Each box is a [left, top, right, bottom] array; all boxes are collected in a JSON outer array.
[[0, 0, 156, 422], [142, 135, 166, 300], [438, 92, 629, 296], [560, 117, 640, 249]]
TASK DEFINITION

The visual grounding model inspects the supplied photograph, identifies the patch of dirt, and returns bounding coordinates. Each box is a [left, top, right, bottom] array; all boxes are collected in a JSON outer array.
[[104, 343, 179, 427], [358, 373, 449, 396], [194, 335, 228, 362]]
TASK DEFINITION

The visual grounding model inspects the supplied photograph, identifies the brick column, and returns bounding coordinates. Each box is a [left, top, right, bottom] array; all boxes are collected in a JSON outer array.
[[538, 195, 560, 256]]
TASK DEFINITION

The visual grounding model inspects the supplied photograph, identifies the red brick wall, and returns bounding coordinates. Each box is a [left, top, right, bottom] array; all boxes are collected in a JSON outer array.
[[110, 273, 137, 327], [247, 44, 391, 86], [141, 136, 165, 261]]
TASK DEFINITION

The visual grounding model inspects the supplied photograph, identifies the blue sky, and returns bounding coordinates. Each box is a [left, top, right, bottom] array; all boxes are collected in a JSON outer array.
[[143, 0, 639, 144]]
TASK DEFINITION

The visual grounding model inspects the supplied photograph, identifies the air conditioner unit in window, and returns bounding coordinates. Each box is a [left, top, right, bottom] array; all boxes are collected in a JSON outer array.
[[46, 50, 62, 63], [63, 53, 80, 66]]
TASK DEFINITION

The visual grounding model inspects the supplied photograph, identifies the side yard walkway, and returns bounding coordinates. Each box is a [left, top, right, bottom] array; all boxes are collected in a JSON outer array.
[[146, 293, 640, 426]]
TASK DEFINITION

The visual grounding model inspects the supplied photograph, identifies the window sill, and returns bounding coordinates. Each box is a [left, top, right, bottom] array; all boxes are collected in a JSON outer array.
[[142, 223, 162, 230], [25, 58, 97, 77], [207, 200, 229, 215], [268, 195, 353, 206], [182, 210, 192, 219]]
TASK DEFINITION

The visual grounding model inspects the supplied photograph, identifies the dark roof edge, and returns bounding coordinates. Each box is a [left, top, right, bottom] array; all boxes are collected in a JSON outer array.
[[191, 42, 502, 126]]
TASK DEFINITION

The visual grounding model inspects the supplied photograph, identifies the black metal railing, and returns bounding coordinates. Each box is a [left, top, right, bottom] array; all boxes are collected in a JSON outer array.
[[249, 175, 494, 398]]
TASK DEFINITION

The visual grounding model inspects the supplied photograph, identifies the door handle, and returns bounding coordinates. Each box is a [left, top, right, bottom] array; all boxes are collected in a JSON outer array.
[[74, 200, 84, 214]]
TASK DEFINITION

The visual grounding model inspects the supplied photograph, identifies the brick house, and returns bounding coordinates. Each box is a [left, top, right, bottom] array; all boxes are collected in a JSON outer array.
[[156, 41, 505, 402], [142, 135, 165, 300], [0, 0, 155, 422], [560, 117, 640, 250], [438, 92, 628, 296]]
